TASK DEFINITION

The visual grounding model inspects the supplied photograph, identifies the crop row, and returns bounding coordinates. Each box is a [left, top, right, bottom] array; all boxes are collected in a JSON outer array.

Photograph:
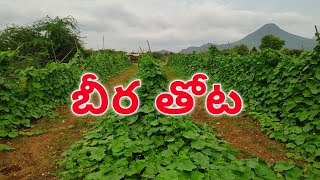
[[168, 38, 320, 168], [0, 50, 131, 138], [58, 54, 319, 179]]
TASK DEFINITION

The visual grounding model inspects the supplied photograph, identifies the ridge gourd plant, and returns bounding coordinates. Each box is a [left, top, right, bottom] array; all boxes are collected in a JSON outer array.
[[58, 54, 320, 179], [168, 33, 320, 168], [0, 50, 131, 138]]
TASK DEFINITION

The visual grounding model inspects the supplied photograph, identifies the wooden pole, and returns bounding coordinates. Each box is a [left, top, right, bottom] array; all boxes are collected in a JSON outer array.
[[147, 40, 151, 52], [14, 43, 24, 52], [103, 35, 105, 49], [74, 38, 79, 51], [139, 46, 144, 53], [51, 40, 57, 61], [60, 48, 75, 63]]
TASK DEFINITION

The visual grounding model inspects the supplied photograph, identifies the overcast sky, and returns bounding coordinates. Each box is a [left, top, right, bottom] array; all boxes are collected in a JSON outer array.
[[0, 0, 319, 52]]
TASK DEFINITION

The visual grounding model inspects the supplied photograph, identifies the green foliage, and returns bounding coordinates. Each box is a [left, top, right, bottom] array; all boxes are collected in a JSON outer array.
[[19, 130, 43, 136], [208, 45, 219, 56], [0, 50, 131, 138], [0, 55, 82, 137], [168, 39, 320, 168], [137, 54, 168, 103], [58, 55, 319, 179], [0, 25, 49, 68], [33, 16, 83, 62], [251, 47, 258, 53], [281, 48, 303, 57], [233, 44, 249, 56], [84, 51, 131, 82], [151, 52, 164, 60], [82, 49, 95, 58], [0, 16, 83, 68], [0, 144, 12, 151], [260, 35, 285, 50]]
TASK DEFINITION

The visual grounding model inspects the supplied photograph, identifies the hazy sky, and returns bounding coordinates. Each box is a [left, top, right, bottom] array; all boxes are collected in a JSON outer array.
[[0, 0, 319, 52]]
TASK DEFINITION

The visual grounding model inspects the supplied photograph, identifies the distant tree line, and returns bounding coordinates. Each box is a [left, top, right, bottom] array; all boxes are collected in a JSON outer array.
[[216, 35, 302, 57]]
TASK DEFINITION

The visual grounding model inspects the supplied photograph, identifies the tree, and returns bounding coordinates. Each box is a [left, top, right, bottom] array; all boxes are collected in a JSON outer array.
[[208, 45, 220, 56], [233, 44, 249, 56], [0, 16, 83, 67], [0, 25, 49, 61], [221, 48, 233, 55], [281, 48, 303, 57], [34, 16, 83, 63], [259, 35, 285, 50], [251, 47, 258, 53]]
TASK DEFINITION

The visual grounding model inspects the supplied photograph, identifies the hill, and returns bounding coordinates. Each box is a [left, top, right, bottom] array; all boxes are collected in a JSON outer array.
[[180, 23, 317, 53]]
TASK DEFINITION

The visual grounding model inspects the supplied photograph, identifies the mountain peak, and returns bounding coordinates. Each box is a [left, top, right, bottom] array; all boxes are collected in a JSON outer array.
[[263, 23, 279, 27], [259, 23, 281, 31]]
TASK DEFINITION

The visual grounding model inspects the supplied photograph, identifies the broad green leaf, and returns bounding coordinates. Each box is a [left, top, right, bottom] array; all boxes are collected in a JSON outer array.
[[127, 115, 138, 125], [161, 149, 173, 158], [286, 143, 296, 148], [302, 89, 311, 97], [285, 167, 303, 179], [85, 171, 106, 180], [176, 159, 196, 171], [297, 111, 309, 122], [127, 160, 146, 176], [8, 131, 18, 138], [191, 139, 207, 150], [306, 81, 319, 94], [294, 136, 305, 145], [182, 131, 199, 139], [89, 147, 105, 161], [142, 166, 158, 178], [254, 165, 277, 179], [156, 170, 179, 180], [274, 161, 295, 172], [313, 162, 320, 168], [192, 152, 210, 168], [0, 130, 8, 137], [139, 105, 154, 113], [303, 123, 314, 133], [159, 117, 171, 125], [190, 171, 204, 180], [246, 159, 259, 169]]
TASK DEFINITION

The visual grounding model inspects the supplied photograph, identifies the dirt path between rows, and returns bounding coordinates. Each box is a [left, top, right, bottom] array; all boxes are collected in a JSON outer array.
[[163, 66, 294, 163], [0, 64, 137, 180]]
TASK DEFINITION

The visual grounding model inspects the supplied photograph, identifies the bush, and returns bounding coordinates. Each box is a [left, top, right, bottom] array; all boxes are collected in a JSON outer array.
[[0, 16, 83, 68], [233, 44, 249, 56]]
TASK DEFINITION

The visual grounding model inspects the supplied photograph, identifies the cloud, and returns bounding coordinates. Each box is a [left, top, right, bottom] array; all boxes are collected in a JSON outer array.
[[0, 0, 317, 52]]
